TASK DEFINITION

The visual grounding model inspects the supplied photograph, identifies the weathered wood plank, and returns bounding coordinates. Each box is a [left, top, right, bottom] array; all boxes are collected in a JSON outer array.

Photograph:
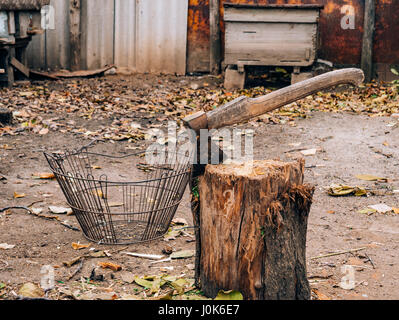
[[224, 7, 320, 23], [361, 0, 375, 82], [69, 0, 81, 71], [209, 0, 221, 75], [10, 57, 30, 78], [225, 22, 316, 66]]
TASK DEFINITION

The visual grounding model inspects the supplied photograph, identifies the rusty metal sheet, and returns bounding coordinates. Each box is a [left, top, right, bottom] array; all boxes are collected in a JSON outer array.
[[374, 0, 399, 64], [187, 0, 399, 72], [187, 0, 210, 73]]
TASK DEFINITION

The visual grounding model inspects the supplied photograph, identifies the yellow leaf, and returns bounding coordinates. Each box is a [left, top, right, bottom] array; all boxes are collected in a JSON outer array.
[[355, 174, 387, 182], [13, 192, 26, 199], [134, 277, 154, 289], [214, 290, 243, 300], [32, 172, 55, 179], [71, 242, 89, 250], [393, 208, 399, 214]]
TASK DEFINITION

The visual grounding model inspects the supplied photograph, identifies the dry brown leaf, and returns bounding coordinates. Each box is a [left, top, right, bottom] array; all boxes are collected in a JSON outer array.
[[13, 192, 26, 199], [63, 256, 82, 267], [38, 128, 49, 135], [99, 262, 122, 272], [71, 242, 90, 250], [32, 172, 55, 179], [312, 288, 331, 300]]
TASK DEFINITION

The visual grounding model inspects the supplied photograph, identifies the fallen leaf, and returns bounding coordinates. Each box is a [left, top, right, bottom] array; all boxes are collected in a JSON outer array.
[[358, 208, 377, 215], [13, 192, 26, 199], [98, 262, 122, 272], [31, 208, 43, 214], [393, 208, 399, 214], [108, 202, 124, 207], [120, 294, 140, 300], [328, 184, 367, 197], [355, 174, 388, 182], [368, 203, 393, 214], [19, 91, 33, 97], [32, 172, 55, 180], [312, 288, 331, 300], [18, 283, 44, 298], [0, 243, 15, 250], [134, 276, 155, 289], [214, 290, 243, 300], [172, 217, 188, 225], [120, 272, 135, 284], [49, 206, 73, 215], [38, 128, 49, 135], [71, 242, 90, 250], [170, 250, 195, 259], [88, 250, 107, 258], [63, 256, 82, 267], [300, 148, 317, 156], [170, 278, 191, 295]]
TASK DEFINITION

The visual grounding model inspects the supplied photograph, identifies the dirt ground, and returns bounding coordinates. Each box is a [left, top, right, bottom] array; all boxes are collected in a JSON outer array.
[[0, 73, 398, 300]]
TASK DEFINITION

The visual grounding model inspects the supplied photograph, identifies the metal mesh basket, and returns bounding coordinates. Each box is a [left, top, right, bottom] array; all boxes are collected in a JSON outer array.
[[44, 145, 192, 244]]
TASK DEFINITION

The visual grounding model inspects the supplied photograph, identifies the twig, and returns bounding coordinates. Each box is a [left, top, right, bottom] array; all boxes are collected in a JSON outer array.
[[68, 258, 84, 280], [364, 253, 376, 269], [0, 206, 79, 231], [112, 246, 128, 254], [311, 247, 367, 260], [26, 200, 44, 208]]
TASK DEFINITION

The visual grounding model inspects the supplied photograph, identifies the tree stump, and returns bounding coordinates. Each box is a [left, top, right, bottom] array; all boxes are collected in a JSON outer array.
[[198, 159, 314, 300]]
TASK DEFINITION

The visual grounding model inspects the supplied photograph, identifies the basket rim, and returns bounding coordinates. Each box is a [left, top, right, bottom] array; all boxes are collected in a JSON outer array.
[[44, 149, 192, 185]]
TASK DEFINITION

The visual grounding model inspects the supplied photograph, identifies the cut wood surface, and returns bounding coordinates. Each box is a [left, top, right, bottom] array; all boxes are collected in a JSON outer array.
[[198, 159, 314, 300]]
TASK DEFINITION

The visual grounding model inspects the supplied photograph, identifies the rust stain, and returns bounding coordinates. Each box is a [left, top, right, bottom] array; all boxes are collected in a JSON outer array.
[[187, 0, 399, 72]]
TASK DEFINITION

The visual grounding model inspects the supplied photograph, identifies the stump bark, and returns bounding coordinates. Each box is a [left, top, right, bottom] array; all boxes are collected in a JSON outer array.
[[198, 159, 314, 300]]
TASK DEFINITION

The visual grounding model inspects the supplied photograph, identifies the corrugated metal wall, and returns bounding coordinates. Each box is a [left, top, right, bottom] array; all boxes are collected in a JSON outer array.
[[136, 0, 188, 75], [26, 0, 188, 75], [114, 0, 136, 71]]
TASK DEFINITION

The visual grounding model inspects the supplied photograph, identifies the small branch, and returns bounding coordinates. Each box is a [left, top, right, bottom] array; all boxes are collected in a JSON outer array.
[[364, 253, 376, 269], [0, 206, 79, 231], [68, 258, 84, 280], [311, 247, 367, 260]]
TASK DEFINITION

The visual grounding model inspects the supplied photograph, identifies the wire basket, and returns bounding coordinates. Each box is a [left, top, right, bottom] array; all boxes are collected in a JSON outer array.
[[44, 145, 192, 244]]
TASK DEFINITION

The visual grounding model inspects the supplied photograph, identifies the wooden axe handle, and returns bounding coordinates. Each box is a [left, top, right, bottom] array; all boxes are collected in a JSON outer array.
[[205, 68, 364, 130]]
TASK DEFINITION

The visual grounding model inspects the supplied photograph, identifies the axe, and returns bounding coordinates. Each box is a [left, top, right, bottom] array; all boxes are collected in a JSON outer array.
[[183, 68, 364, 176]]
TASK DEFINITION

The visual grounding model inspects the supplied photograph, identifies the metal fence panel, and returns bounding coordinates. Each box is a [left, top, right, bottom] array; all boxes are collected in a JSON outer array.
[[136, 0, 188, 75], [82, 0, 115, 70], [26, 0, 188, 74], [114, 0, 136, 71]]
